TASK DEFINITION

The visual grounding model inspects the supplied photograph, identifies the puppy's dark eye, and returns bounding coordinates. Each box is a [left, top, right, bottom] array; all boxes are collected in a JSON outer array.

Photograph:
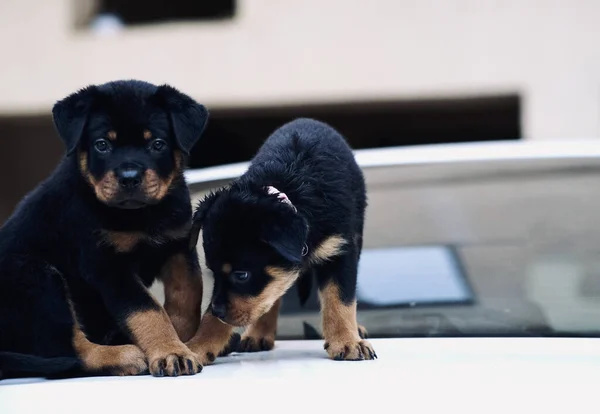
[[94, 139, 111, 153], [149, 139, 167, 152], [231, 271, 251, 283]]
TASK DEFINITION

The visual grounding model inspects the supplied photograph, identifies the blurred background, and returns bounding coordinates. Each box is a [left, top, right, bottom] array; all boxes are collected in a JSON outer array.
[[2, 0, 600, 222], [2, 0, 600, 339]]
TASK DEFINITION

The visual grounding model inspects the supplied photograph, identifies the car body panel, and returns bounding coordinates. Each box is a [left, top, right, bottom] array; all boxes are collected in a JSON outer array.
[[1, 338, 600, 413]]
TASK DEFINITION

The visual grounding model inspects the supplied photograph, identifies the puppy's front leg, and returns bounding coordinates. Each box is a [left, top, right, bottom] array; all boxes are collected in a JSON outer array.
[[160, 250, 203, 342], [315, 246, 376, 361], [93, 268, 202, 376], [186, 312, 238, 365], [237, 298, 281, 352]]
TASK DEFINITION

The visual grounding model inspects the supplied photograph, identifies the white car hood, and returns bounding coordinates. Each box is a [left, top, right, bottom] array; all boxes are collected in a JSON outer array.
[[1, 338, 599, 413]]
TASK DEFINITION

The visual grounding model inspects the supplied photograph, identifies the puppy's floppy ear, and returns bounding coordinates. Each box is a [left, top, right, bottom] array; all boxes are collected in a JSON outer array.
[[189, 189, 223, 250], [262, 215, 309, 265], [156, 84, 209, 155], [52, 86, 96, 155]]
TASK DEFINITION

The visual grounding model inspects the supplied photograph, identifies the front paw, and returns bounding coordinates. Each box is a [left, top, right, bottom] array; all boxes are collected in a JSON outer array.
[[324, 339, 377, 361], [237, 333, 275, 353], [148, 345, 202, 377], [108, 345, 148, 376], [218, 332, 241, 357]]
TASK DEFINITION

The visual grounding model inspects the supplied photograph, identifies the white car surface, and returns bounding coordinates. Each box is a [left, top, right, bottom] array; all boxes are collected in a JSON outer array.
[[1, 338, 599, 413], [2, 140, 600, 413]]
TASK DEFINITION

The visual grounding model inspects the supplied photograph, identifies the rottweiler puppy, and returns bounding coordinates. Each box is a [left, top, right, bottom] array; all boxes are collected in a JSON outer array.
[[0, 80, 208, 379], [187, 118, 377, 364]]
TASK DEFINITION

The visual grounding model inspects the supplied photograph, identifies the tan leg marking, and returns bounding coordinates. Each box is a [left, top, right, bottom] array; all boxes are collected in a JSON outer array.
[[186, 313, 236, 366], [161, 253, 203, 342], [72, 325, 147, 376], [238, 298, 281, 352], [319, 283, 376, 361], [127, 306, 201, 376], [66, 298, 147, 376]]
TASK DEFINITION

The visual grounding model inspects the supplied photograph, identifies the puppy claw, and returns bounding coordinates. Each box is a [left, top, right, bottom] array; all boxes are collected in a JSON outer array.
[[186, 359, 195, 374], [218, 332, 241, 357], [156, 360, 165, 377], [260, 338, 270, 350], [236, 334, 275, 353], [326, 339, 376, 361], [149, 348, 202, 376]]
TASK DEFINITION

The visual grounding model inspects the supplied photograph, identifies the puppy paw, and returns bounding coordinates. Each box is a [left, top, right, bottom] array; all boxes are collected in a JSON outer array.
[[324, 339, 377, 361], [196, 332, 241, 363], [218, 332, 242, 357], [109, 345, 148, 376], [358, 325, 369, 339], [237, 333, 275, 353], [148, 346, 202, 377]]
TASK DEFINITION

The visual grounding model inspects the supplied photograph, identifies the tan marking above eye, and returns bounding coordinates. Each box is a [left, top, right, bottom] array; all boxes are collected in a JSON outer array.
[[143, 130, 152, 140], [318, 282, 361, 344], [222, 263, 232, 274], [107, 131, 117, 141]]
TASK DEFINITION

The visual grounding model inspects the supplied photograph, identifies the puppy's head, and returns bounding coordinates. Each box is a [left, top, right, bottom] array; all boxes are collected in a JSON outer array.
[[52, 80, 208, 209], [191, 185, 309, 327]]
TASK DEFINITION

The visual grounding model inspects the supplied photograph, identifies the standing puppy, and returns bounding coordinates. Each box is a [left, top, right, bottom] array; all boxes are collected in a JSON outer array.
[[187, 118, 376, 363], [0, 80, 206, 378]]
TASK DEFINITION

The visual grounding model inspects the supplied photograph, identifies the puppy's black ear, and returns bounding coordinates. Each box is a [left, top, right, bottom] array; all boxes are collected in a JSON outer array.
[[156, 85, 208, 155], [52, 86, 96, 155], [263, 216, 309, 265], [189, 190, 223, 250]]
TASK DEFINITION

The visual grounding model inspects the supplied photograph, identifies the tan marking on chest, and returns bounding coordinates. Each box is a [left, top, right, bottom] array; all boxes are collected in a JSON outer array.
[[100, 221, 191, 253], [102, 231, 145, 253]]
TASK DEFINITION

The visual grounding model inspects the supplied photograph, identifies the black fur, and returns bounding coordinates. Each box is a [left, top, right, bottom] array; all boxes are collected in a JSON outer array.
[[191, 118, 366, 326], [0, 80, 207, 379]]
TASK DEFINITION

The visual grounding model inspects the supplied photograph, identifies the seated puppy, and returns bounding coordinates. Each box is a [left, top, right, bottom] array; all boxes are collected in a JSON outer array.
[[0, 80, 207, 379], [187, 118, 376, 364]]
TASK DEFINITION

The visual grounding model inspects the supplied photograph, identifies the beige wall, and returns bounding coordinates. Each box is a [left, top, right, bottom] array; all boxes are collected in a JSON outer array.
[[0, 0, 599, 139]]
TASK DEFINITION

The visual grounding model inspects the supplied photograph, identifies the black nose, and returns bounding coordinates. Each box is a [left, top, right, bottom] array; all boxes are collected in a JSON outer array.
[[211, 303, 227, 320], [117, 167, 142, 189]]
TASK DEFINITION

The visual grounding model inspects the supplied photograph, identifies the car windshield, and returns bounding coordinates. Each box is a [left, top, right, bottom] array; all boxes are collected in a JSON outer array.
[[184, 142, 600, 339]]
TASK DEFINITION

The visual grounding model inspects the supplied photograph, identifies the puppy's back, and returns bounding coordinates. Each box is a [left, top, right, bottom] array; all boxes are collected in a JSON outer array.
[[253, 118, 357, 169]]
